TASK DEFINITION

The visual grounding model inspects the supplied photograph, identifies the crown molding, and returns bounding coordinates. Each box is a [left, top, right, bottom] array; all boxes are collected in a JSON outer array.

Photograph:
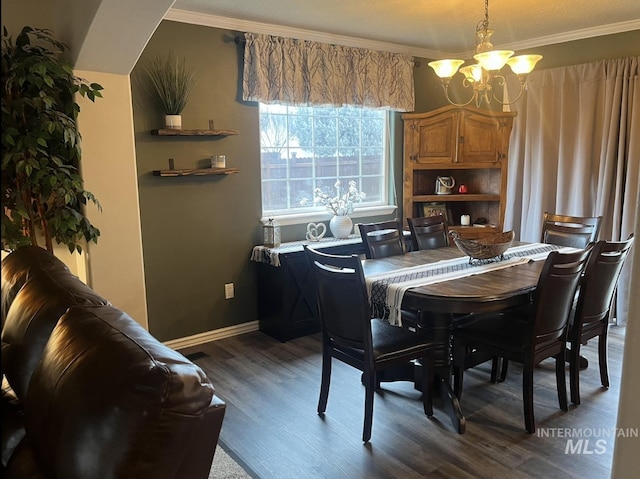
[[451, 19, 640, 58], [164, 8, 444, 58], [166, 8, 640, 61]]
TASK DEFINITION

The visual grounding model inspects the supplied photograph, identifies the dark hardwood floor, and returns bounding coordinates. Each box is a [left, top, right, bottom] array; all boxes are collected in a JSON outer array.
[[182, 326, 626, 479]]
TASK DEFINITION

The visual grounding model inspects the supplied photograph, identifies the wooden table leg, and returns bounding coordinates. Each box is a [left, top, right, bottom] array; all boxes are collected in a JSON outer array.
[[412, 363, 465, 434], [437, 376, 466, 434], [405, 311, 466, 434], [374, 311, 467, 434], [426, 311, 466, 434]]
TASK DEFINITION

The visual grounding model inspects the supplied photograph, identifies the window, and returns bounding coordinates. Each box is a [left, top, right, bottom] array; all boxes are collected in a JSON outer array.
[[259, 103, 388, 219]]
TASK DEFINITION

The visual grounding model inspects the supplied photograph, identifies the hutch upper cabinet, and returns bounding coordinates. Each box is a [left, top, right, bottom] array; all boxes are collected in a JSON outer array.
[[402, 105, 516, 239]]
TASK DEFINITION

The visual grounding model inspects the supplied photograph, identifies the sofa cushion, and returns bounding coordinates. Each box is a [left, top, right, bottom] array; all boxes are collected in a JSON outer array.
[[21, 305, 215, 479], [1, 269, 108, 401]]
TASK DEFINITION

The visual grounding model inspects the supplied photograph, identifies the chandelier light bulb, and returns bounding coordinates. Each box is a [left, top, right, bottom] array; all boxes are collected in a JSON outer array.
[[506, 54, 543, 75], [428, 59, 465, 79], [460, 64, 483, 83], [473, 50, 514, 71]]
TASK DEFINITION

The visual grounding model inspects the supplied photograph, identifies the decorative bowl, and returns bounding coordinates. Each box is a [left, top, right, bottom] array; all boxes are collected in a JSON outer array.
[[450, 230, 515, 263]]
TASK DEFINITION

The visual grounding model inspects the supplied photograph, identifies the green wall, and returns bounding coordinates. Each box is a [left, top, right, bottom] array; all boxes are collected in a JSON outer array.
[[132, 22, 639, 341], [131, 21, 261, 341]]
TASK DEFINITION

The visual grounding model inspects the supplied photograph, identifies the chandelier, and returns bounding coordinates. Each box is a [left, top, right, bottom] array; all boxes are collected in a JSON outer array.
[[428, 0, 542, 108]]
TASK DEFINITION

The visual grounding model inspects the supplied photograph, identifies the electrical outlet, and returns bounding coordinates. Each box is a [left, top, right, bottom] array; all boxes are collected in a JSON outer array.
[[224, 283, 234, 299]]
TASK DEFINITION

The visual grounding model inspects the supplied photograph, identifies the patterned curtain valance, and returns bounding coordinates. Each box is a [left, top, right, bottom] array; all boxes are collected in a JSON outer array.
[[242, 32, 415, 112]]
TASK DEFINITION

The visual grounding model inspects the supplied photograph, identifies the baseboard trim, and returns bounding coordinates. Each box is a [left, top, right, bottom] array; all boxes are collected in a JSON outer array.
[[163, 321, 260, 350]]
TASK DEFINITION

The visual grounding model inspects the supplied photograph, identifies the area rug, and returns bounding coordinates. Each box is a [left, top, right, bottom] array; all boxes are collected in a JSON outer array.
[[209, 443, 254, 479]]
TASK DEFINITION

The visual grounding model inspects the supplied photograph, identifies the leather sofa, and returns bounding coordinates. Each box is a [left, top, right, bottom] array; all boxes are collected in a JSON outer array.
[[1, 246, 226, 479]]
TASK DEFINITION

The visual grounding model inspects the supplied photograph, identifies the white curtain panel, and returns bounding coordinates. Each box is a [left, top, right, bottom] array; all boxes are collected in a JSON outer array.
[[242, 32, 415, 111], [505, 56, 639, 323]]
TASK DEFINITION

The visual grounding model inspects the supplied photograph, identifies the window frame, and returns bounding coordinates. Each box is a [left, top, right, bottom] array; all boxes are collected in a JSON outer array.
[[258, 103, 397, 225]]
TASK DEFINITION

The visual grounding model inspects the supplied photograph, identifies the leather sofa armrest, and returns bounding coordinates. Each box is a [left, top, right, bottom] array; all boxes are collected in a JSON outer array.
[[1, 377, 25, 468], [175, 395, 226, 479]]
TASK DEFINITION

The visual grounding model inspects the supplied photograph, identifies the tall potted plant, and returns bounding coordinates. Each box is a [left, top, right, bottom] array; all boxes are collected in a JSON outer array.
[[1, 26, 103, 254], [143, 50, 195, 129]]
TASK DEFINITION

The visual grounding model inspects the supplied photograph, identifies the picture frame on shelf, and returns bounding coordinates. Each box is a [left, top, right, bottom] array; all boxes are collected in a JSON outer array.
[[422, 202, 452, 225]]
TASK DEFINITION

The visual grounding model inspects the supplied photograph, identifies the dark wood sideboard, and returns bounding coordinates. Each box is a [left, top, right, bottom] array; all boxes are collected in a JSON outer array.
[[255, 239, 365, 342]]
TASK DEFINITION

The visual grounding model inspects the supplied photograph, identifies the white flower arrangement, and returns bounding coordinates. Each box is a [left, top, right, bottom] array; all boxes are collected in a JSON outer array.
[[311, 180, 366, 216]]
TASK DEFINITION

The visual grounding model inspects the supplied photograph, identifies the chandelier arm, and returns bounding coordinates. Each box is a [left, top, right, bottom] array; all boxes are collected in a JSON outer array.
[[490, 79, 526, 106], [440, 83, 477, 108]]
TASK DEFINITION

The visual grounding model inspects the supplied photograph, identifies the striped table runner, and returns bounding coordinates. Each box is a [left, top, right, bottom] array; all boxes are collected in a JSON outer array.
[[250, 234, 361, 267], [367, 243, 564, 326]]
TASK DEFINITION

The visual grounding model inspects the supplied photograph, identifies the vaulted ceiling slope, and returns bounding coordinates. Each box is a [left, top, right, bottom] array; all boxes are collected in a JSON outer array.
[[172, 0, 640, 58]]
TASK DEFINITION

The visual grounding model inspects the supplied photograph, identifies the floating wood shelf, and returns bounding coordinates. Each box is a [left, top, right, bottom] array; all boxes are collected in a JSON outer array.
[[153, 167, 240, 177], [150, 129, 239, 136]]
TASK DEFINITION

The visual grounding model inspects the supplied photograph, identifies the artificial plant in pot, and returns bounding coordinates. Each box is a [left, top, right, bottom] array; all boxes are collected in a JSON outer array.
[[1, 26, 103, 254], [143, 50, 195, 129]]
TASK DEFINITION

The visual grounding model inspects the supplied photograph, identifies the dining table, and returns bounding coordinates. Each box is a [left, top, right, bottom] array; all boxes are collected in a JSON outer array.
[[361, 241, 562, 434]]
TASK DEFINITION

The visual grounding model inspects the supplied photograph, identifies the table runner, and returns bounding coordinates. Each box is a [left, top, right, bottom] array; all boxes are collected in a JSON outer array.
[[250, 235, 361, 267], [367, 243, 564, 326]]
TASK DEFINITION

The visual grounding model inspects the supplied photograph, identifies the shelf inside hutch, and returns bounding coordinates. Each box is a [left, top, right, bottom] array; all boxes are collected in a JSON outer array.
[[412, 168, 501, 196]]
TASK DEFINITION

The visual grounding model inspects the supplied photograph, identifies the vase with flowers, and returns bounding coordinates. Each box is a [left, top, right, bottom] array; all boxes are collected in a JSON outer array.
[[313, 180, 366, 239]]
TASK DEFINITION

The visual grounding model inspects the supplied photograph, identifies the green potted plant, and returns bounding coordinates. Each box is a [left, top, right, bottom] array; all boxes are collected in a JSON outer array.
[[1, 26, 103, 254], [143, 50, 195, 129]]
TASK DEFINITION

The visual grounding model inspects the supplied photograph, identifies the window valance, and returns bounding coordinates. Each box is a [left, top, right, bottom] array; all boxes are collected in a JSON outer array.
[[242, 33, 415, 112]]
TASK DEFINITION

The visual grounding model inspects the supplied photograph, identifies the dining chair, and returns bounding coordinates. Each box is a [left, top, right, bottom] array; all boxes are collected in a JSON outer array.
[[407, 215, 449, 251], [568, 235, 634, 405], [358, 219, 405, 259], [358, 219, 426, 331], [541, 212, 602, 248], [304, 246, 438, 443], [452, 247, 592, 433]]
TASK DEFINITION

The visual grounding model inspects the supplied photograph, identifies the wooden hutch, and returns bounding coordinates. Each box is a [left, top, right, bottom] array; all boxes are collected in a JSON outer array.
[[402, 105, 516, 239]]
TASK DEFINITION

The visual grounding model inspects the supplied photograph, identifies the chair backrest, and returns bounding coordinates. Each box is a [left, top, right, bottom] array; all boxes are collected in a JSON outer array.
[[304, 246, 372, 351], [541, 212, 602, 248], [531, 247, 592, 348], [358, 219, 404, 259], [407, 215, 449, 250], [575, 235, 634, 326]]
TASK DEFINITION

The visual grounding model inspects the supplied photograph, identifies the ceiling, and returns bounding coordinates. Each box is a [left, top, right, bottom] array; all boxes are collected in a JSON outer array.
[[172, 0, 640, 58]]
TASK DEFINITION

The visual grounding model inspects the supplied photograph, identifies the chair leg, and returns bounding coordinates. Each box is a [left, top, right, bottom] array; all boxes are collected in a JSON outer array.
[[598, 327, 610, 388], [490, 357, 501, 383], [569, 340, 581, 406], [499, 359, 509, 382], [556, 351, 568, 411], [362, 369, 375, 443], [317, 349, 332, 414], [523, 364, 535, 434]]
